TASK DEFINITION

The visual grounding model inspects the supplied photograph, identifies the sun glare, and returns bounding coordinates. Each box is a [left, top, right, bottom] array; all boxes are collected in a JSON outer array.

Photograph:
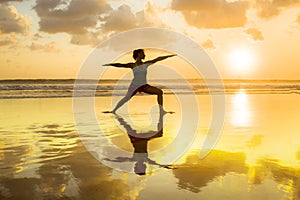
[[228, 48, 255, 73], [231, 90, 251, 127]]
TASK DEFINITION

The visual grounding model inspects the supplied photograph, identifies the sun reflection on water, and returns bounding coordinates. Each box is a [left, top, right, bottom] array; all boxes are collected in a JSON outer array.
[[231, 89, 251, 127]]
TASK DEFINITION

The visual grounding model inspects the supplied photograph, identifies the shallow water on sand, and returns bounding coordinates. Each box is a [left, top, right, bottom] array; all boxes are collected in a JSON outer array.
[[0, 93, 300, 199]]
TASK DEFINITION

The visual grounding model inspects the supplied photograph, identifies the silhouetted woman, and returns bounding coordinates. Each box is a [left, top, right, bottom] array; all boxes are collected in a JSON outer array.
[[103, 49, 176, 114]]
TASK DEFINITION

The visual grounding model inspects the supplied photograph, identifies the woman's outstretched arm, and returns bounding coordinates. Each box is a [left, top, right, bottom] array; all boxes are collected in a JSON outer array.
[[145, 54, 176, 65], [102, 62, 134, 68]]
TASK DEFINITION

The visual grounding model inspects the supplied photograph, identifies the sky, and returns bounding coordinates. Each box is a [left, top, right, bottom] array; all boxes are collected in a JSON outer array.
[[1, 0, 300, 80]]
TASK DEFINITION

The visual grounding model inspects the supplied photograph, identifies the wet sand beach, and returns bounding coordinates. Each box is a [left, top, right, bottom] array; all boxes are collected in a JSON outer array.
[[1, 92, 300, 199]]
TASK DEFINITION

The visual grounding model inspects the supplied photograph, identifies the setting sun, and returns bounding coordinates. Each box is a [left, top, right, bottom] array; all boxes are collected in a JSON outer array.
[[228, 48, 255, 73]]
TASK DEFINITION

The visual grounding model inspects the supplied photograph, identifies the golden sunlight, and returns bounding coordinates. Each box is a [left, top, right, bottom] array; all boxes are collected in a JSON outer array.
[[231, 90, 251, 127], [228, 47, 255, 74]]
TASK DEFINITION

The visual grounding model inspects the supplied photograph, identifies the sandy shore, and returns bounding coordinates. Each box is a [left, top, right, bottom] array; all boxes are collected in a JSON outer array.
[[0, 93, 300, 199]]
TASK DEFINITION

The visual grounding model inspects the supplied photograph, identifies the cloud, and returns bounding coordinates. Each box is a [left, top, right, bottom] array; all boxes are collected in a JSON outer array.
[[70, 31, 104, 46], [0, 39, 13, 46], [255, 0, 300, 18], [0, 4, 29, 34], [33, 0, 111, 34], [245, 28, 264, 41], [102, 2, 166, 33], [171, 0, 249, 28], [201, 39, 216, 49], [102, 4, 136, 32], [135, 1, 167, 28], [28, 42, 60, 53], [0, 0, 24, 2], [0, 34, 17, 46], [33, 33, 43, 40], [33, 1, 167, 46]]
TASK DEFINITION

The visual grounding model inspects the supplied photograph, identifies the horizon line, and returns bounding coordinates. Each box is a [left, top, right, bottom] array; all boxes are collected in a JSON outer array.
[[0, 78, 300, 82]]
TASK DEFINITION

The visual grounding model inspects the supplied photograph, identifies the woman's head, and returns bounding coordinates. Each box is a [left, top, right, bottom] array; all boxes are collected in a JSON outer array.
[[133, 49, 145, 60]]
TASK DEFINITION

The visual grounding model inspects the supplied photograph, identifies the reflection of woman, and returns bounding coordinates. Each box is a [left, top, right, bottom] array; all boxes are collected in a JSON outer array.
[[105, 113, 171, 175], [103, 49, 176, 114]]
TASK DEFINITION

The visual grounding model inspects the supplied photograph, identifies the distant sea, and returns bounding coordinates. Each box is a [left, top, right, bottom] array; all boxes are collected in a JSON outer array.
[[0, 79, 299, 99]]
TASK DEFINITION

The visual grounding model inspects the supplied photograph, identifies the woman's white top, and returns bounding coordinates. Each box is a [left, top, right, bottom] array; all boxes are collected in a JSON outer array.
[[131, 64, 150, 86]]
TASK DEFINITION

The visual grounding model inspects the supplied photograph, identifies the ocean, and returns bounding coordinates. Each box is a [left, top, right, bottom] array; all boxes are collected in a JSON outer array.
[[0, 79, 299, 99]]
